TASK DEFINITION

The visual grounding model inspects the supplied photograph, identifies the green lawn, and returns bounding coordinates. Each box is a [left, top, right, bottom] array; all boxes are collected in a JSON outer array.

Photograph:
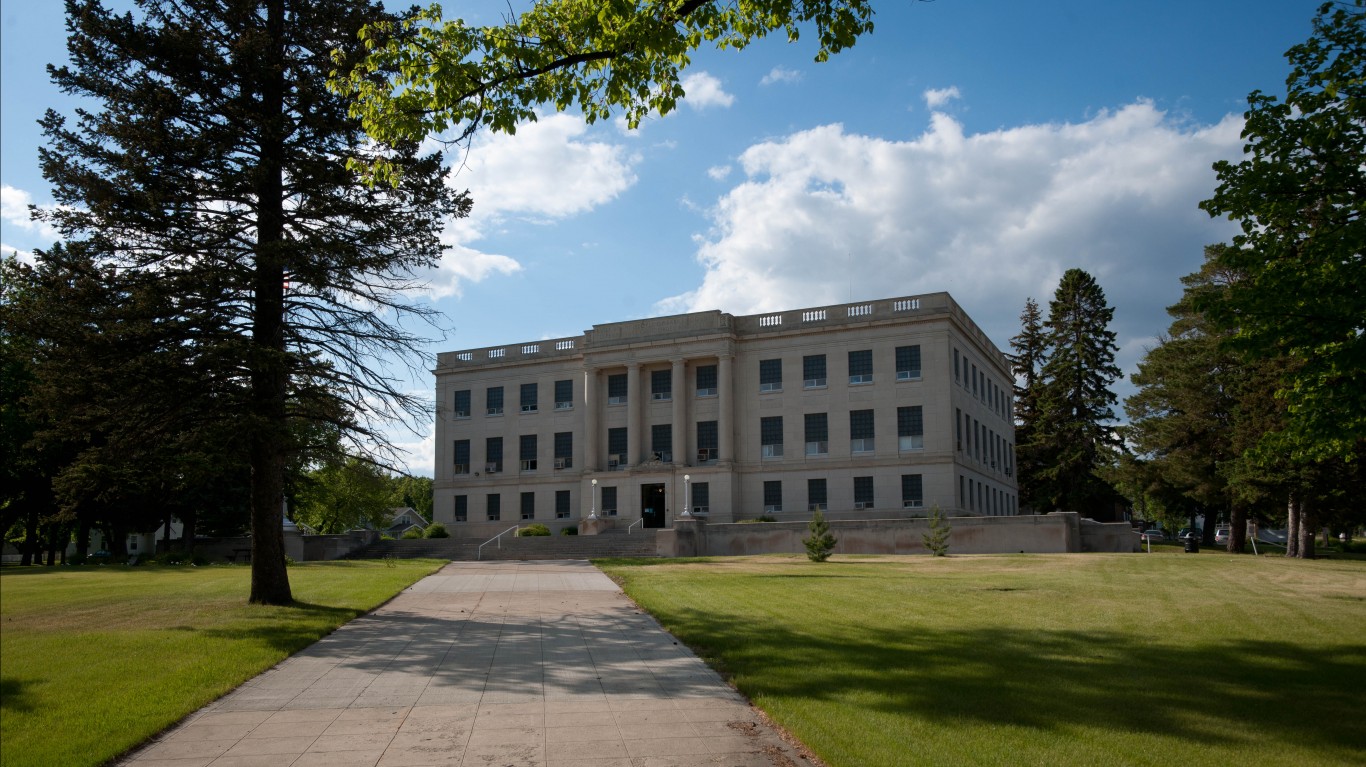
[[0, 559, 444, 767], [598, 551, 1366, 767]]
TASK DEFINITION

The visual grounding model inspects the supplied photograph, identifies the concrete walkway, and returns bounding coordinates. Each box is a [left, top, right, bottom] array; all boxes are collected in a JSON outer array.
[[119, 560, 811, 767]]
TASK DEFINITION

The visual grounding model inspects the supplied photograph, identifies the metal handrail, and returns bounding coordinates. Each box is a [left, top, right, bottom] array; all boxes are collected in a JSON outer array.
[[478, 525, 521, 560], [628, 518, 644, 534]]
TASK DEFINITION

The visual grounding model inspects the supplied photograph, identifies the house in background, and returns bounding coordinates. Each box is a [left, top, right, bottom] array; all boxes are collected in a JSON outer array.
[[385, 507, 428, 538]]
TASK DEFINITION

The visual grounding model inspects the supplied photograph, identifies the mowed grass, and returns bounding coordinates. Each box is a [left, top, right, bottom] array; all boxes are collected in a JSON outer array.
[[598, 552, 1366, 767], [0, 559, 444, 767]]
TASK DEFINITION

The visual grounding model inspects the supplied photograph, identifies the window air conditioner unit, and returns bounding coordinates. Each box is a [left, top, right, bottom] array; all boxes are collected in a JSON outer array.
[[903, 500, 924, 509], [487, 407, 503, 415], [692, 506, 709, 516], [520, 459, 536, 471], [521, 404, 537, 412], [854, 501, 869, 510], [555, 401, 572, 410], [453, 464, 468, 474], [652, 392, 670, 400], [554, 458, 567, 469], [485, 463, 500, 474]]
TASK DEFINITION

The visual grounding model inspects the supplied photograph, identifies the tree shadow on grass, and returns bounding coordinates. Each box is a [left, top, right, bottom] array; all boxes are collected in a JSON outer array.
[[0, 677, 37, 713], [657, 607, 1366, 760]]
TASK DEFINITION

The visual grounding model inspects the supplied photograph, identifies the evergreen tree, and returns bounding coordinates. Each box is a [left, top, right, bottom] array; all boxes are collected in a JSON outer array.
[[1029, 269, 1122, 515], [36, 0, 464, 603], [921, 504, 951, 556], [1009, 297, 1047, 511], [803, 509, 837, 562]]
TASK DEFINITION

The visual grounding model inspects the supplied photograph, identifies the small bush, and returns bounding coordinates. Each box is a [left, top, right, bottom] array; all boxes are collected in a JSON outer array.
[[922, 504, 951, 556], [737, 515, 777, 524], [401, 528, 423, 539], [560, 526, 578, 535], [803, 509, 837, 562], [424, 523, 450, 539], [66, 553, 88, 566], [150, 551, 192, 565], [517, 524, 551, 537]]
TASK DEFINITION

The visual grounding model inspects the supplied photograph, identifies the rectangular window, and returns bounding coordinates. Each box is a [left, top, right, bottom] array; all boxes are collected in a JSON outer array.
[[520, 382, 538, 412], [697, 420, 718, 463], [805, 412, 829, 456], [607, 427, 627, 469], [554, 379, 573, 410], [972, 364, 979, 396], [487, 493, 501, 521], [485, 437, 503, 473], [896, 345, 922, 380], [453, 389, 471, 419], [850, 409, 875, 454], [454, 495, 468, 522], [601, 486, 618, 516], [848, 349, 873, 384], [696, 364, 718, 397], [486, 386, 504, 416], [692, 482, 710, 515], [808, 478, 828, 512], [761, 416, 784, 458], [759, 358, 783, 392], [519, 434, 537, 471], [763, 480, 783, 513], [899, 406, 924, 451], [607, 373, 628, 405], [453, 439, 470, 474], [902, 474, 924, 508], [556, 490, 571, 519], [651, 369, 672, 401], [956, 408, 963, 452], [854, 476, 874, 509], [954, 348, 961, 384], [554, 431, 572, 469], [521, 491, 535, 520], [803, 354, 827, 388], [651, 424, 672, 462]]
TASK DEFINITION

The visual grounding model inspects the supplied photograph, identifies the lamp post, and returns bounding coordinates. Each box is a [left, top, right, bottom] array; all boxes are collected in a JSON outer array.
[[589, 478, 598, 519], [681, 474, 692, 518]]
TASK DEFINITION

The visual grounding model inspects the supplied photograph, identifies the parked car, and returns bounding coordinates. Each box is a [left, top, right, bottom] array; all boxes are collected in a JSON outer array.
[[1177, 528, 1202, 542], [1214, 527, 1231, 545], [1140, 529, 1166, 542]]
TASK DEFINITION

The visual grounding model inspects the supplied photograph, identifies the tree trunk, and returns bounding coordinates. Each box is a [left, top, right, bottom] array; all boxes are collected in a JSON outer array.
[[1286, 494, 1300, 558], [247, 0, 293, 606], [76, 517, 90, 558], [1298, 499, 1316, 560], [20, 509, 40, 566], [1228, 504, 1247, 554]]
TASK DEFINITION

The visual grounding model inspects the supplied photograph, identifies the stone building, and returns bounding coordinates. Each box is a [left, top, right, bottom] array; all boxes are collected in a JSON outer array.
[[432, 292, 1018, 539]]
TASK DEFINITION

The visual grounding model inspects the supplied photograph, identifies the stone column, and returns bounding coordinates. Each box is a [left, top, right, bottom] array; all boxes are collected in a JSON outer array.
[[583, 366, 599, 472], [718, 353, 735, 462], [671, 358, 686, 465], [627, 362, 642, 466]]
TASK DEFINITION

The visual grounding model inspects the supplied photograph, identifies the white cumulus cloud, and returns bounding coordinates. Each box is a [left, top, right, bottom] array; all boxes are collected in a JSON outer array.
[[659, 100, 1245, 385], [760, 66, 803, 86], [426, 114, 639, 298], [924, 86, 962, 109], [1, 184, 60, 243], [680, 72, 735, 109]]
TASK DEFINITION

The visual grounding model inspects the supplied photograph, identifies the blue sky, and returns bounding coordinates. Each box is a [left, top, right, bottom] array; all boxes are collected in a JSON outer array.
[[1, 1, 1321, 475]]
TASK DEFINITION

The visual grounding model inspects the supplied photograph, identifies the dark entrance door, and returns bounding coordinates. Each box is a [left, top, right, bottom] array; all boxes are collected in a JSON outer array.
[[641, 483, 667, 528]]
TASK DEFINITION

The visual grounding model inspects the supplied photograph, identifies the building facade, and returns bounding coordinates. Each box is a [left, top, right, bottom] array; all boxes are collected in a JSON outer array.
[[432, 292, 1018, 539]]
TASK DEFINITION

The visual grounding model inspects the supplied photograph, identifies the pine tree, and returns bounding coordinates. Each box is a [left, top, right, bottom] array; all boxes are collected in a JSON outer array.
[[803, 509, 837, 562], [36, 0, 465, 604], [1030, 269, 1122, 515], [921, 504, 951, 556], [1009, 297, 1047, 511]]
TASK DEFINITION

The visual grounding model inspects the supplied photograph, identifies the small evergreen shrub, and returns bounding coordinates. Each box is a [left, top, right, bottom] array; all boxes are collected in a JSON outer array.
[[424, 523, 450, 538], [923, 504, 951, 556], [517, 523, 551, 537], [401, 528, 423, 539], [803, 509, 837, 562]]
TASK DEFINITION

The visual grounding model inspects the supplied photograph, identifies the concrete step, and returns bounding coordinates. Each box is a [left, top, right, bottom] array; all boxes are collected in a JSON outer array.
[[351, 530, 661, 561]]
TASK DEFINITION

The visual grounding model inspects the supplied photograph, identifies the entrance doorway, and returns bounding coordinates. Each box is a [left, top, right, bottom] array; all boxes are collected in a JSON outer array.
[[641, 484, 667, 528]]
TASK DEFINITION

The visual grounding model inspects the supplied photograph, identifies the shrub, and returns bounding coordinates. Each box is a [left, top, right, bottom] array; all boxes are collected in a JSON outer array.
[[922, 504, 951, 556], [151, 551, 192, 565], [424, 523, 450, 539], [560, 526, 578, 535], [738, 515, 777, 524], [517, 523, 551, 537], [401, 528, 423, 539], [803, 509, 837, 562]]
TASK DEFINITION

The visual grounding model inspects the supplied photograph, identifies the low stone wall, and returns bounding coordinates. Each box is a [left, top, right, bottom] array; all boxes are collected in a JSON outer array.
[[193, 530, 379, 562], [659, 512, 1137, 557]]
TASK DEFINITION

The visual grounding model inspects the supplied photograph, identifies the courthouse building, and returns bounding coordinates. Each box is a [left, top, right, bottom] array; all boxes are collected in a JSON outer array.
[[432, 292, 1018, 539]]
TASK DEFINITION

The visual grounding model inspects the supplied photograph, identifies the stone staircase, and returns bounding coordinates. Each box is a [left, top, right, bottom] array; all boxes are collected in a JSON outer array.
[[352, 529, 660, 561]]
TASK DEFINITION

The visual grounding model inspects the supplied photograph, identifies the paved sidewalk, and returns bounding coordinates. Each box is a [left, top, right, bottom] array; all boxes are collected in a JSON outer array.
[[119, 560, 811, 767]]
